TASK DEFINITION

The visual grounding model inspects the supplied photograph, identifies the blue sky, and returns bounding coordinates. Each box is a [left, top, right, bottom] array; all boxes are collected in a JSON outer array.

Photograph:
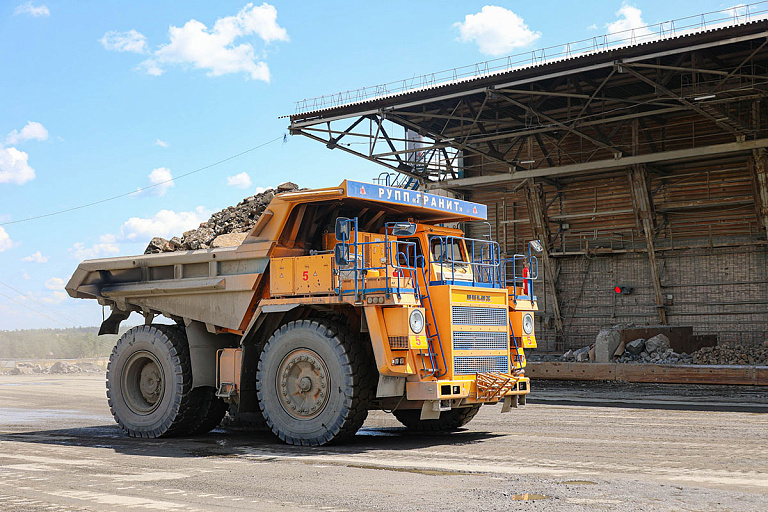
[[0, 0, 754, 329]]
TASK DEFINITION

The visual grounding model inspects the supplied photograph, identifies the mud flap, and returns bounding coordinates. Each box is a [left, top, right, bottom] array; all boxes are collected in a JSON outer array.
[[420, 399, 451, 420], [376, 375, 406, 398]]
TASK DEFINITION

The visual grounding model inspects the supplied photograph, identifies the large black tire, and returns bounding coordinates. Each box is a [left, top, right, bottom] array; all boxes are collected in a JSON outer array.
[[107, 324, 197, 438], [392, 405, 481, 432], [183, 386, 228, 435], [256, 320, 374, 446]]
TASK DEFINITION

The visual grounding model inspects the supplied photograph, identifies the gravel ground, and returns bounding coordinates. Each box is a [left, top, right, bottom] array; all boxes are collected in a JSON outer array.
[[0, 374, 766, 511]]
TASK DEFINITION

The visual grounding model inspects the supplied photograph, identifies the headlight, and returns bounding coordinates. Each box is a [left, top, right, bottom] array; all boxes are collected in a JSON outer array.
[[409, 309, 425, 334], [522, 313, 534, 334]]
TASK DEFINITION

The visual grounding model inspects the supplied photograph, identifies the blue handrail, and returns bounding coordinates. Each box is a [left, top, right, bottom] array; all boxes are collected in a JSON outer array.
[[500, 254, 538, 302], [428, 235, 503, 288], [416, 255, 446, 378]]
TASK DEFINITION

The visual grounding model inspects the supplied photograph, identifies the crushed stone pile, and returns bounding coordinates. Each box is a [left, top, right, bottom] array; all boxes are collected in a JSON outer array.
[[692, 345, 768, 365], [542, 333, 768, 366], [615, 334, 695, 364], [144, 182, 299, 254], [5, 361, 104, 375]]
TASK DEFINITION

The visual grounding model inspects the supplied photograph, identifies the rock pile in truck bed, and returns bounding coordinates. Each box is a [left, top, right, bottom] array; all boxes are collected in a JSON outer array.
[[144, 182, 299, 254]]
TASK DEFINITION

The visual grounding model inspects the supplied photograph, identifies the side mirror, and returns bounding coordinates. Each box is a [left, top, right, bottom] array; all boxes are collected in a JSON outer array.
[[391, 222, 417, 236], [529, 240, 543, 253], [334, 243, 349, 266], [335, 217, 351, 241]]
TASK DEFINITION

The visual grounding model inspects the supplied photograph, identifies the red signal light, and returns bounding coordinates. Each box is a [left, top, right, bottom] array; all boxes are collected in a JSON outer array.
[[614, 286, 622, 294], [614, 285, 632, 295]]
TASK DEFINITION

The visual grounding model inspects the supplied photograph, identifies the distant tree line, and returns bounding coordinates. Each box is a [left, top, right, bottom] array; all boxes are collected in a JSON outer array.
[[0, 327, 123, 359]]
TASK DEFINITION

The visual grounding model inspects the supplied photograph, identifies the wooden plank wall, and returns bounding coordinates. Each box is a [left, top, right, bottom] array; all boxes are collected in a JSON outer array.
[[467, 161, 768, 352]]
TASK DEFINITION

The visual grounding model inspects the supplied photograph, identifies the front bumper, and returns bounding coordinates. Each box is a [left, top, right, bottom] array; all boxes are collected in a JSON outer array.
[[406, 374, 530, 403]]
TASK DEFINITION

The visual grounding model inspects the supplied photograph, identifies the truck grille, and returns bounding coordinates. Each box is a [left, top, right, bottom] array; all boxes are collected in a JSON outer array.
[[453, 331, 508, 351], [452, 306, 507, 326], [388, 336, 408, 350], [454, 356, 509, 375]]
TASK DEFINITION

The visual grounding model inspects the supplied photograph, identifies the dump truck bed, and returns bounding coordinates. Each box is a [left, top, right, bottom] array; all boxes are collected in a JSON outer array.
[[66, 244, 268, 331]]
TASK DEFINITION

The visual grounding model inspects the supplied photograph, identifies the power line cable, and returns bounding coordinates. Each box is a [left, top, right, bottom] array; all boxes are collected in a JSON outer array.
[[0, 280, 81, 325], [0, 135, 285, 227], [0, 290, 68, 327]]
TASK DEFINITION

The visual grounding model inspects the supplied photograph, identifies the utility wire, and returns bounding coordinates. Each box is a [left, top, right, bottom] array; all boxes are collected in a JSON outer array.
[[0, 280, 81, 325], [0, 290, 68, 327], [0, 135, 285, 227]]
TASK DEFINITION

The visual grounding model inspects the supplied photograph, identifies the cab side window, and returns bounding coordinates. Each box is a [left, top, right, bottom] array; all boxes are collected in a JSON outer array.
[[399, 238, 423, 267]]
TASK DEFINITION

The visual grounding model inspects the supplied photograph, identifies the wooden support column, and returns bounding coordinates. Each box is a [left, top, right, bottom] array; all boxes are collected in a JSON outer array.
[[524, 179, 564, 333], [628, 164, 667, 325], [749, 148, 768, 234]]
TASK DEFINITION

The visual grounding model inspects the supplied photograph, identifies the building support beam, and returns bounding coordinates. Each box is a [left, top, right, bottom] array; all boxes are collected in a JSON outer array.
[[628, 164, 667, 325], [622, 65, 746, 139], [524, 179, 564, 333], [428, 138, 768, 189], [749, 148, 768, 233]]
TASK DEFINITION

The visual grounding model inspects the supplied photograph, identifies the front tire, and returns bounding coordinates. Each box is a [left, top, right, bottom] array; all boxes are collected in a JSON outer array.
[[107, 324, 196, 438], [256, 320, 373, 446], [392, 405, 481, 432]]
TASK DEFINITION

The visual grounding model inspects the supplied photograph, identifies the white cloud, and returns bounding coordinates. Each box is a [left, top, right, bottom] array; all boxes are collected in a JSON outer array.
[[227, 171, 252, 189], [147, 167, 174, 196], [120, 207, 209, 241], [0, 227, 14, 252], [70, 234, 120, 260], [14, 2, 49, 17], [5, 121, 49, 145], [605, 3, 652, 43], [21, 270, 31, 280], [100, 29, 147, 53], [155, 138, 169, 148], [587, 23, 598, 31], [45, 277, 65, 290], [133, 2, 288, 80], [22, 251, 48, 263], [0, 147, 36, 185], [454, 6, 541, 56], [40, 291, 67, 304]]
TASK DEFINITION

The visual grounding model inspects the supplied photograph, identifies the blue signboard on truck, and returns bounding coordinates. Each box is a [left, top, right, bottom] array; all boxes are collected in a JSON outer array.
[[345, 180, 487, 220]]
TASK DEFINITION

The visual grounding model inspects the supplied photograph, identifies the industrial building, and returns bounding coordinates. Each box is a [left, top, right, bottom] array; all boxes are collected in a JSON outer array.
[[289, 11, 768, 353]]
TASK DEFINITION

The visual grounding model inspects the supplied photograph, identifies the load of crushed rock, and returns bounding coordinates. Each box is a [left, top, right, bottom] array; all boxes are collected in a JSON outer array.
[[144, 182, 299, 254]]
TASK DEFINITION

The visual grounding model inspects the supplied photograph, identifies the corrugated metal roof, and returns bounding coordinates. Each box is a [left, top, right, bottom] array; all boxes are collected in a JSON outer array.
[[289, 16, 768, 121]]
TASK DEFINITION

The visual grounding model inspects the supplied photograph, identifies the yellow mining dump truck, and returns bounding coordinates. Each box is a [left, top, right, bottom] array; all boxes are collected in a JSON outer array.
[[66, 180, 539, 445]]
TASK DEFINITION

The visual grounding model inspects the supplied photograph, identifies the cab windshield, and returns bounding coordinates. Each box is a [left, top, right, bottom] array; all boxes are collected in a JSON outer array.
[[429, 237, 468, 264]]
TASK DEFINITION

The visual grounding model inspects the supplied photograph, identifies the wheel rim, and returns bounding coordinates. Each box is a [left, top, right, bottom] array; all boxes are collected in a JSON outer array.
[[276, 349, 330, 420], [122, 350, 165, 415]]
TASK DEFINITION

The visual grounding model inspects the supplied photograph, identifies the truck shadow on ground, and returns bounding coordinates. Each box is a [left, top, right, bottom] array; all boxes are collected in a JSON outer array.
[[0, 424, 503, 460]]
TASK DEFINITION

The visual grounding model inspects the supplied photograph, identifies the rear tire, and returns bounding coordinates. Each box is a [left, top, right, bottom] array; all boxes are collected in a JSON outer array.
[[256, 320, 373, 446], [392, 405, 481, 432], [107, 324, 197, 438], [182, 387, 228, 435]]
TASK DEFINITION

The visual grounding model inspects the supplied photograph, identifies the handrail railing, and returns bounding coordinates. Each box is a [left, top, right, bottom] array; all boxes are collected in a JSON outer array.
[[294, 2, 768, 114], [501, 254, 539, 302], [428, 235, 503, 288]]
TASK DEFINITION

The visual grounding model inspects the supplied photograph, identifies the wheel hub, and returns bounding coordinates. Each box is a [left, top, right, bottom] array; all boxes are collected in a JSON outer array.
[[122, 351, 164, 415], [139, 363, 162, 402], [277, 349, 329, 419]]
